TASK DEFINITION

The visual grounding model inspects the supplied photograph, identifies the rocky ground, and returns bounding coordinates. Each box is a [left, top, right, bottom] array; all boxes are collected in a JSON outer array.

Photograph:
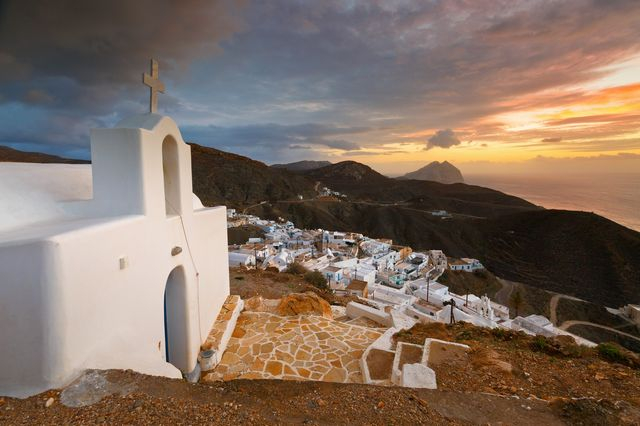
[[229, 267, 362, 307], [0, 369, 582, 425], [396, 322, 640, 420]]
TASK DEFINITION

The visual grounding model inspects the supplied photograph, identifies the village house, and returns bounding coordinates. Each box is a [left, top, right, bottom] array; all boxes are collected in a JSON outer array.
[[391, 245, 413, 260], [263, 250, 293, 272], [371, 285, 416, 306], [369, 250, 399, 271], [346, 279, 369, 298], [240, 243, 271, 260], [322, 265, 345, 287], [449, 257, 484, 272], [428, 250, 448, 269], [414, 282, 450, 306], [360, 238, 391, 256], [621, 304, 640, 324], [378, 271, 406, 289], [228, 251, 256, 267], [395, 260, 419, 279], [348, 264, 377, 286]]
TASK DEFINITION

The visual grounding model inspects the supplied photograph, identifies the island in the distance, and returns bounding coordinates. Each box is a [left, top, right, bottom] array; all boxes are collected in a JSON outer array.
[[399, 161, 464, 184]]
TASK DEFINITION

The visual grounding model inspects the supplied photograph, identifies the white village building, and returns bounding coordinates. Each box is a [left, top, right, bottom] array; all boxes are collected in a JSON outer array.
[[228, 251, 256, 267], [449, 257, 484, 272], [0, 63, 230, 398]]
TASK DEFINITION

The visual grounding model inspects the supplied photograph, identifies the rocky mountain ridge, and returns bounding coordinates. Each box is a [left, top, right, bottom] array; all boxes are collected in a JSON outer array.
[[271, 160, 332, 171]]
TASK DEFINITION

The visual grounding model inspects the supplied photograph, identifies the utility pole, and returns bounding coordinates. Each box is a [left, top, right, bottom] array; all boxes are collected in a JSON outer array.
[[443, 299, 456, 324]]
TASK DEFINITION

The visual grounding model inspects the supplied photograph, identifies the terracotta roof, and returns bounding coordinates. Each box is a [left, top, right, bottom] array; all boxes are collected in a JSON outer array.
[[346, 279, 368, 291]]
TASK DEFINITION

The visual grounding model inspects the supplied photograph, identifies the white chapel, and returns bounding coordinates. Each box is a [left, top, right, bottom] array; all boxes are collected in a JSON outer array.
[[0, 60, 230, 397]]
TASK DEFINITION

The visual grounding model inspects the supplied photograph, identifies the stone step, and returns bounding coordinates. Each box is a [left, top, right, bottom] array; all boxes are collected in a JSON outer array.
[[199, 295, 244, 372]]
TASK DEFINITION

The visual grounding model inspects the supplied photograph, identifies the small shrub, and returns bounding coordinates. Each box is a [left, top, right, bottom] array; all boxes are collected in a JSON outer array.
[[530, 335, 549, 352], [233, 276, 245, 281], [455, 330, 473, 341], [597, 342, 626, 364], [286, 262, 308, 275], [490, 327, 518, 341], [304, 270, 328, 290]]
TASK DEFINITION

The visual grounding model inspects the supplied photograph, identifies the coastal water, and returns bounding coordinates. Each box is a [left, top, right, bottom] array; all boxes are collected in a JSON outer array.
[[465, 173, 640, 232]]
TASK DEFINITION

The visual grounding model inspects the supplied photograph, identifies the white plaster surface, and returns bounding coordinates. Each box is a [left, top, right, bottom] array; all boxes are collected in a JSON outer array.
[[421, 338, 470, 366], [391, 342, 424, 386], [346, 302, 393, 327], [0, 163, 91, 233], [0, 114, 230, 398], [401, 364, 437, 389]]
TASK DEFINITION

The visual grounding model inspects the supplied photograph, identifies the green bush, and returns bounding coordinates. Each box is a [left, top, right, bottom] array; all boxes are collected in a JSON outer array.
[[597, 342, 626, 364], [530, 335, 549, 352], [455, 330, 473, 341], [304, 270, 328, 290], [490, 327, 518, 341], [286, 262, 308, 275]]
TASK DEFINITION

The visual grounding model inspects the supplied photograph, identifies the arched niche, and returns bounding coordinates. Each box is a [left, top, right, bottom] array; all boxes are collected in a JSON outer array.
[[162, 135, 181, 216]]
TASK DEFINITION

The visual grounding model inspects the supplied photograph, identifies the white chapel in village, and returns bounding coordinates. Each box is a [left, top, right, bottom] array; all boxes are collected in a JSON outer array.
[[0, 60, 230, 397]]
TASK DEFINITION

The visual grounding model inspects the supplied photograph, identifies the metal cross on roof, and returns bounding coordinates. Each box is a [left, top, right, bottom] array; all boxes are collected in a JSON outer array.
[[142, 59, 165, 113]]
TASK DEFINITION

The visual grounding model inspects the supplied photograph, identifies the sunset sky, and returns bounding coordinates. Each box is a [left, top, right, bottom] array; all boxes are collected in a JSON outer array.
[[1, 0, 640, 175]]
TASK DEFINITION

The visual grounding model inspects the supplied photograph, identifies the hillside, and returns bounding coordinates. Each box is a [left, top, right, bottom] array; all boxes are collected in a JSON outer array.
[[0, 145, 88, 164], [304, 161, 538, 218], [400, 161, 464, 184], [188, 144, 317, 208], [271, 160, 331, 171]]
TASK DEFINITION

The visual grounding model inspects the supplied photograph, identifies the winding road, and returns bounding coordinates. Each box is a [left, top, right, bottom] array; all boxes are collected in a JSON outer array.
[[549, 294, 583, 325], [559, 321, 640, 344], [549, 293, 640, 344]]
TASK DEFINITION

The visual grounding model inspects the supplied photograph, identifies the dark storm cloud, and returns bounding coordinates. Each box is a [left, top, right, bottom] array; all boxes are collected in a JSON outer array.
[[0, 0, 246, 154], [0, 0, 245, 87], [193, 0, 640, 127], [181, 122, 365, 162], [2, 0, 640, 160], [426, 129, 461, 150]]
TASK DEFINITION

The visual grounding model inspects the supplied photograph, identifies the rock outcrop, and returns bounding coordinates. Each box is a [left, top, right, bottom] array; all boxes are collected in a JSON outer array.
[[276, 292, 333, 319]]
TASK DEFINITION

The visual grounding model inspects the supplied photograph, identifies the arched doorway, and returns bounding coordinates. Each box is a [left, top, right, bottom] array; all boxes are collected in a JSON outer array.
[[164, 265, 189, 372], [162, 136, 181, 216]]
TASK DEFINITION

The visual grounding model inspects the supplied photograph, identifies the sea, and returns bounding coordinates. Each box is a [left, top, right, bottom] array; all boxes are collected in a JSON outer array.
[[465, 173, 640, 232]]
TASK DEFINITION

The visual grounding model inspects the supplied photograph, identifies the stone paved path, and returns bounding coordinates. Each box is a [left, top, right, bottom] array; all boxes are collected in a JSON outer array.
[[202, 312, 383, 383]]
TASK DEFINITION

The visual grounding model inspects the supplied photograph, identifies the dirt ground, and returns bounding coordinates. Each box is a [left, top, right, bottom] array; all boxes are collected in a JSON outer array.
[[229, 267, 315, 299], [395, 322, 640, 412], [229, 267, 363, 307], [1, 369, 578, 425]]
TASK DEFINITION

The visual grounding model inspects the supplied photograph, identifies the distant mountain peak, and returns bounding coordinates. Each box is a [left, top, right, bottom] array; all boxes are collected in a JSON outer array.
[[400, 161, 464, 184]]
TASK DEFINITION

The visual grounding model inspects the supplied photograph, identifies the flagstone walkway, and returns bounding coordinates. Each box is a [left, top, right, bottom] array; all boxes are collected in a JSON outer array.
[[202, 312, 384, 384]]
